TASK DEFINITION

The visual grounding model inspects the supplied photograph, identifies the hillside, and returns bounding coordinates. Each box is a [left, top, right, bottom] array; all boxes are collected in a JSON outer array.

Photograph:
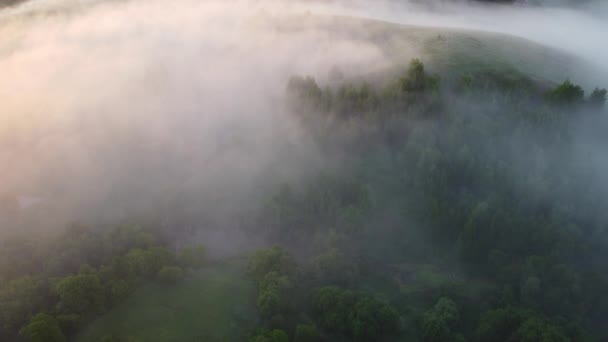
[[1, 4, 607, 342], [262, 14, 603, 89], [69, 15, 607, 342]]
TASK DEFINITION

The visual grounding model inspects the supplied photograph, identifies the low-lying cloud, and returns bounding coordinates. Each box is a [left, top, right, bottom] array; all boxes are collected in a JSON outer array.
[[0, 0, 606, 240]]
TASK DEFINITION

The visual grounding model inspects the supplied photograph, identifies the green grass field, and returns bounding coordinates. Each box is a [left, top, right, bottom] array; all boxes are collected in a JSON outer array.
[[76, 259, 258, 342]]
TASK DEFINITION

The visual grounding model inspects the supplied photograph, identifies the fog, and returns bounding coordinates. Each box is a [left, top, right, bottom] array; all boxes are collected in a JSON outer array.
[[0, 0, 606, 246], [0, 0, 398, 233]]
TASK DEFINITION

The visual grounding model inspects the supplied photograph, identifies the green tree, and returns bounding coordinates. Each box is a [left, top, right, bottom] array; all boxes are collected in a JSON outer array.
[[313, 287, 398, 341], [0, 276, 46, 337], [124, 247, 172, 277], [431, 297, 459, 322], [256, 271, 292, 318], [421, 315, 451, 342], [589, 87, 607, 107], [55, 272, 104, 316], [124, 249, 153, 276], [404, 58, 427, 91], [421, 297, 460, 342], [106, 279, 133, 306], [248, 246, 295, 281], [312, 247, 358, 286], [476, 307, 522, 342], [513, 317, 570, 342], [351, 296, 399, 341], [250, 329, 289, 342], [287, 76, 323, 106], [294, 324, 321, 342], [548, 80, 584, 104], [20, 313, 66, 342], [520, 276, 541, 307], [157, 266, 184, 284]]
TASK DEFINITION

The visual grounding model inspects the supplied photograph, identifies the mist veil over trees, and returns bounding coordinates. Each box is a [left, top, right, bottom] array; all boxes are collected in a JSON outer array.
[[1, 0, 607, 341]]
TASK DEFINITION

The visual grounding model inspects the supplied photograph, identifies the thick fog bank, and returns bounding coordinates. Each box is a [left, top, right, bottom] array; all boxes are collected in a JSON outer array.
[[0, 0, 606, 239], [0, 0, 400, 237]]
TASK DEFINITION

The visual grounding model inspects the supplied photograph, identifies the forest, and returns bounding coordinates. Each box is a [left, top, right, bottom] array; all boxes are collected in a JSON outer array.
[[1, 59, 607, 341]]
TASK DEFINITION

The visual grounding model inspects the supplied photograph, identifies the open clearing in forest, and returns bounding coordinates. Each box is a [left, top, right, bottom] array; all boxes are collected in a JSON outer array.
[[76, 259, 258, 342]]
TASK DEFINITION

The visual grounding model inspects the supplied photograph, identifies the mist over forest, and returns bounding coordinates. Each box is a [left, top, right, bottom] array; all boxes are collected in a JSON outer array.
[[1, 0, 607, 341]]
